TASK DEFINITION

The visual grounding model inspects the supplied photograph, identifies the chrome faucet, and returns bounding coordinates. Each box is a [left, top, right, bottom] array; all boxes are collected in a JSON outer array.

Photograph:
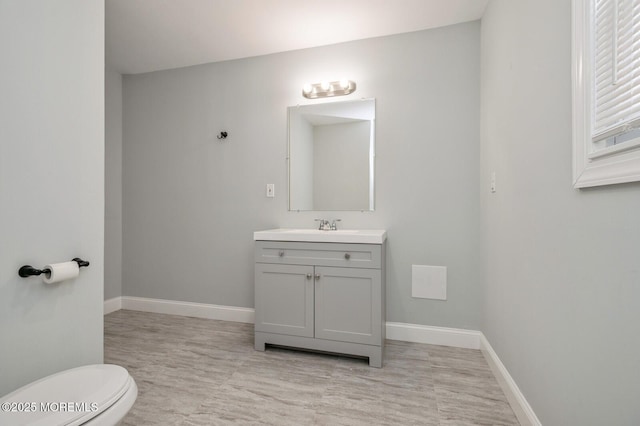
[[315, 219, 341, 231], [315, 219, 331, 230]]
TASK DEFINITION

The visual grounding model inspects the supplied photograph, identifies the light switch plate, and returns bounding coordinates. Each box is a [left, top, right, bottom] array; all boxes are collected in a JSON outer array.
[[266, 184, 275, 197]]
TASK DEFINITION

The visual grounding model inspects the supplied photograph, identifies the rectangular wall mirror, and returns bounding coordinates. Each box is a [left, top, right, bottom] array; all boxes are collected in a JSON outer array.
[[288, 98, 375, 211]]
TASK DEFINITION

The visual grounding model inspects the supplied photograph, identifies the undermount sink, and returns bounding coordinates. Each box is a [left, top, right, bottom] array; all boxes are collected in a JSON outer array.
[[253, 228, 387, 244]]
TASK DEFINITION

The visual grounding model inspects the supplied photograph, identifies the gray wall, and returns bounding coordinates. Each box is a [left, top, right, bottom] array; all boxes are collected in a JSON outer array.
[[105, 69, 123, 300], [123, 22, 481, 328], [313, 121, 370, 211], [0, 0, 104, 395], [289, 110, 314, 210], [481, 1, 640, 424]]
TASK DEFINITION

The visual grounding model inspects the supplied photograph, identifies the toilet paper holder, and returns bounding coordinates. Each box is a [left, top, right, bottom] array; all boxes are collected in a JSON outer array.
[[18, 258, 90, 278]]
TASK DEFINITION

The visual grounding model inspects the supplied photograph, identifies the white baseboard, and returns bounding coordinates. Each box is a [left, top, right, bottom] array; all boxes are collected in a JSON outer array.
[[103, 297, 537, 425], [104, 297, 480, 349], [480, 334, 541, 426], [117, 296, 255, 323], [386, 321, 481, 349], [103, 297, 122, 315]]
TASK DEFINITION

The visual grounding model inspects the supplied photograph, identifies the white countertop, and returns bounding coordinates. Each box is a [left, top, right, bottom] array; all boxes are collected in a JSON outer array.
[[253, 228, 387, 244]]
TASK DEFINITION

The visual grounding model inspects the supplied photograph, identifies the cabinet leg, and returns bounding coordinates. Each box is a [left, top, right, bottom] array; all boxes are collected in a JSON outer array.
[[369, 349, 383, 368], [254, 333, 266, 352]]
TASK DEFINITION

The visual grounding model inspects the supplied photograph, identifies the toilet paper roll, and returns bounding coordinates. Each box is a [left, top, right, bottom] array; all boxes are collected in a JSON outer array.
[[43, 261, 80, 284]]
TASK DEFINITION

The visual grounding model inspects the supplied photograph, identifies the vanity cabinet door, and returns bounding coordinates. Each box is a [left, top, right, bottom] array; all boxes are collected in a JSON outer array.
[[314, 266, 381, 345], [255, 263, 314, 338]]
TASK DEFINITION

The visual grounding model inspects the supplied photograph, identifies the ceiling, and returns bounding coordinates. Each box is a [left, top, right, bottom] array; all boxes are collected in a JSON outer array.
[[106, 0, 488, 75]]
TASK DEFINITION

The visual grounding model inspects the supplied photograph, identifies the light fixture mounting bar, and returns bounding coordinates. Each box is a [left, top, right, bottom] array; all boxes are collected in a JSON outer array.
[[302, 80, 356, 99]]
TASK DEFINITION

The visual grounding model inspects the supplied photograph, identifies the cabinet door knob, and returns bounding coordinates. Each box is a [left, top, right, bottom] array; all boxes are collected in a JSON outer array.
[[344, 253, 351, 260], [278, 250, 284, 257], [315, 273, 321, 280], [306, 273, 312, 280]]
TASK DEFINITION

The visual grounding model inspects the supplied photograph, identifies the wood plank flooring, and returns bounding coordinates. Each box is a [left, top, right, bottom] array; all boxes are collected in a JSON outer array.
[[104, 310, 519, 425]]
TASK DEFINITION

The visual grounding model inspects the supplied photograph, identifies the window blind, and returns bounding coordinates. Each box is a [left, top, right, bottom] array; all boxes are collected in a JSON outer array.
[[593, 0, 640, 142]]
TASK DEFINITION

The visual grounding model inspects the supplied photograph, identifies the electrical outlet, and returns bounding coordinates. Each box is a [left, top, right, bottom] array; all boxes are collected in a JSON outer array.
[[266, 184, 275, 197]]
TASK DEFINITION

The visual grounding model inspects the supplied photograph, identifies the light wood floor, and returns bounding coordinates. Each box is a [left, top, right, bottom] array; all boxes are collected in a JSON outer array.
[[105, 310, 519, 425]]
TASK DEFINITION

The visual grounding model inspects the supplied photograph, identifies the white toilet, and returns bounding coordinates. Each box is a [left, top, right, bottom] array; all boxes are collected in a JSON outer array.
[[0, 364, 137, 426]]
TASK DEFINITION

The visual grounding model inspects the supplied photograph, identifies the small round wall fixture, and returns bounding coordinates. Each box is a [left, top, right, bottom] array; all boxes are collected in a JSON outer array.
[[217, 131, 228, 140]]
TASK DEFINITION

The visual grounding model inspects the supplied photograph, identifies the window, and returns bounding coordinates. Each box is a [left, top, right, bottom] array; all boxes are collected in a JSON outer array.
[[573, 0, 640, 188]]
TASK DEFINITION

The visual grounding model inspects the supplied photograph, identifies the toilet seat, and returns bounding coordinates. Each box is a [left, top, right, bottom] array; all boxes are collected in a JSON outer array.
[[0, 364, 135, 426]]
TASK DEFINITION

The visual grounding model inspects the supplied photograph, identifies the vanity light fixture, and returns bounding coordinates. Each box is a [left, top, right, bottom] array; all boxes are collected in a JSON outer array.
[[302, 79, 356, 99]]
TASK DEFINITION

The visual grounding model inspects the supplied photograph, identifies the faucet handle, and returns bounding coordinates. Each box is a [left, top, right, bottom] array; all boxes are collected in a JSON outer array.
[[331, 219, 341, 230]]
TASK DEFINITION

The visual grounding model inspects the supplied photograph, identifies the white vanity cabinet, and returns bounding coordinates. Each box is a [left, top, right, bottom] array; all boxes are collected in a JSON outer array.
[[254, 239, 386, 367]]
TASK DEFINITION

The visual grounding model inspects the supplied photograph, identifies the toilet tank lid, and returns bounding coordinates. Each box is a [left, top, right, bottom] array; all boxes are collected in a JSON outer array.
[[0, 364, 133, 426]]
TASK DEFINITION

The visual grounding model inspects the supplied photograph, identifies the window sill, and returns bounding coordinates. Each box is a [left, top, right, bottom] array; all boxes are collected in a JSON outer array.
[[574, 146, 640, 188]]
